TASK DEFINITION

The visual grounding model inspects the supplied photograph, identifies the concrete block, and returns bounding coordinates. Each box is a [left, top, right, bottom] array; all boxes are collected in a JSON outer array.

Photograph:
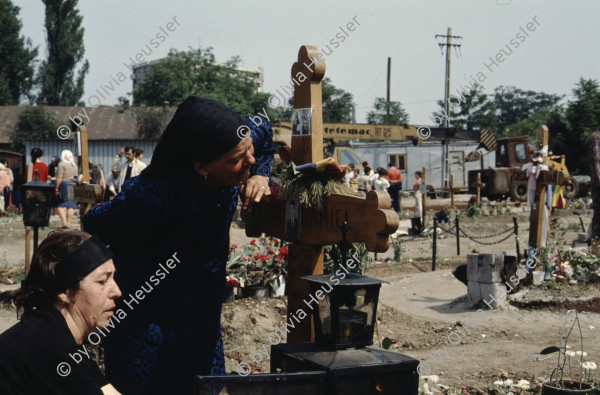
[[480, 283, 508, 309], [478, 254, 503, 283], [467, 281, 481, 303], [467, 254, 479, 282], [578, 233, 588, 243]]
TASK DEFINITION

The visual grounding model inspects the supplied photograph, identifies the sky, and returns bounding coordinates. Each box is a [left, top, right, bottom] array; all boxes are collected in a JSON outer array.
[[11, 0, 600, 125]]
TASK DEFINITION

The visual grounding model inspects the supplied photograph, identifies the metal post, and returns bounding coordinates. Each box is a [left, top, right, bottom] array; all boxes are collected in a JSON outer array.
[[455, 214, 460, 256], [432, 217, 437, 271], [513, 216, 521, 261], [33, 226, 39, 251]]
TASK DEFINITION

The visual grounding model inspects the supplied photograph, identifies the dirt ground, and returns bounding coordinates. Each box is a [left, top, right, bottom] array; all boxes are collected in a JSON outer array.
[[1, 196, 598, 393]]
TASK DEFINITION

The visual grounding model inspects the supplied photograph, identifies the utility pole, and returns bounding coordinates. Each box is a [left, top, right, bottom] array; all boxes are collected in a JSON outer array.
[[435, 28, 462, 191], [386, 57, 391, 124], [435, 28, 462, 128]]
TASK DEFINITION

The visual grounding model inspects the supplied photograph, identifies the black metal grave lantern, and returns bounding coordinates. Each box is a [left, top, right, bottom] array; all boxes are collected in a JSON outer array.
[[302, 222, 387, 350], [22, 180, 53, 227]]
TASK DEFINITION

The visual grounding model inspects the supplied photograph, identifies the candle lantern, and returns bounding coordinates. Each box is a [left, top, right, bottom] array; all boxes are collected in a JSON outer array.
[[22, 180, 53, 227], [302, 272, 387, 350]]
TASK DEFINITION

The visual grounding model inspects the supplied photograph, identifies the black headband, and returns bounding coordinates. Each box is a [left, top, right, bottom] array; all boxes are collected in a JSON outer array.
[[54, 236, 113, 290]]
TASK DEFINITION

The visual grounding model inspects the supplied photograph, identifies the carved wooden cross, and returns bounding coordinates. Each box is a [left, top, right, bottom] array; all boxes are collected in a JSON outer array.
[[443, 174, 461, 209], [511, 126, 568, 248], [243, 46, 398, 342], [472, 172, 485, 206], [68, 126, 104, 230]]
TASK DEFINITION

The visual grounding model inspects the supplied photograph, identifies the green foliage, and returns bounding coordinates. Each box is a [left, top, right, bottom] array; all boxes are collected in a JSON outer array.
[[466, 204, 480, 218], [323, 242, 370, 274], [437, 84, 497, 130], [9, 106, 59, 153], [226, 235, 288, 288], [37, 0, 89, 105], [133, 48, 270, 117], [367, 97, 409, 125], [134, 107, 170, 139], [0, 0, 38, 105]]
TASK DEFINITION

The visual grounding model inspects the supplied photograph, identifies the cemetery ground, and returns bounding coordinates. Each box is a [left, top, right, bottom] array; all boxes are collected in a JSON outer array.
[[0, 195, 598, 393]]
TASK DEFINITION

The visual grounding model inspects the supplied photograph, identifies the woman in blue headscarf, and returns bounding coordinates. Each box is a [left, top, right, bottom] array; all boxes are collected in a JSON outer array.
[[83, 97, 275, 394]]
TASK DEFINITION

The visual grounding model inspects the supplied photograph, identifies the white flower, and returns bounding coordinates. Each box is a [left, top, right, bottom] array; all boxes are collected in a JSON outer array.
[[517, 379, 530, 390], [503, 379, 513, 386], [589, 326, 595, 330], [566, 345, 572, 349], [575, 351, 588, 357], [582, 361, 598, 371], [566, 351, 576, 357], [481, 334, 487, 338], [494, 380, 504, 386], [428, 375, 439, 383]]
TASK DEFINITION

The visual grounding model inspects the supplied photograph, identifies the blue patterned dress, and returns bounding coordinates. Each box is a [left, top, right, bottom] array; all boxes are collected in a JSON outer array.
[[83, 120, 275, 394]]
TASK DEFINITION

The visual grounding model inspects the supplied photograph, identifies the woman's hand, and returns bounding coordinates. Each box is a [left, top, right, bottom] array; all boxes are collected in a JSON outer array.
[[241, 175, 270, 211]]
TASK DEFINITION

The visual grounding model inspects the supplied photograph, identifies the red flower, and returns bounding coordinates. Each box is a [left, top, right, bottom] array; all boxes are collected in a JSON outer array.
[[253, 253, 260, 260], [250, 240, 256, 246], [268, 249, 274, 255], [241, 256, 249, 261], [277, 254, 284, 260], [273, 239, 280, 247], [279, 247, 288, 255], [231, 244, 238, 249], [260, 255, 268, 262]]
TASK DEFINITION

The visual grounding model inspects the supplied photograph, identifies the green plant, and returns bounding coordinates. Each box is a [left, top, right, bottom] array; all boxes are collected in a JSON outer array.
[[323, 242, 370, 274], [466, 204, 480, 218]]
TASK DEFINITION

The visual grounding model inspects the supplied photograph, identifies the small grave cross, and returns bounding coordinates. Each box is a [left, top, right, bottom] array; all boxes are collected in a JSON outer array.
[[243, 46, 398, 342], [443, 174, 461, 209]]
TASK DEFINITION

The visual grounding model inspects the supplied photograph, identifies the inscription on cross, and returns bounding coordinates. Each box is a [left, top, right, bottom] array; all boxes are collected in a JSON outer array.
[[242, 46, 398, 342], [511, 126, 568, 248]]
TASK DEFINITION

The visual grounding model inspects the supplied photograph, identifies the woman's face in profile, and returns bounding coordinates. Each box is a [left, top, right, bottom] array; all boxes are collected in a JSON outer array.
[[68, 260, 121, 333], [196, 138, 256, 186]]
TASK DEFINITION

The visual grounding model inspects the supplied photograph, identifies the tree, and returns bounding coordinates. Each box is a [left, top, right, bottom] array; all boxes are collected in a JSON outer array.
[[0, 0, 38, 105], [37, 0, 89, 105], [133, 48, 270, 117], [563, 78, 600, 173], [9, 106, 59, 153], [135, 107, 170, 139], [436, 85, 498, 131], [321, 77, 354, 122], [367, 98, 409, 124], [493, 86, 562, 135]]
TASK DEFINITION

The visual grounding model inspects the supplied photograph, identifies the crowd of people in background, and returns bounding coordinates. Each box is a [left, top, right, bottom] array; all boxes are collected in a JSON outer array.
[[0, 146, 146, 224], [344, 160, 423, 218]]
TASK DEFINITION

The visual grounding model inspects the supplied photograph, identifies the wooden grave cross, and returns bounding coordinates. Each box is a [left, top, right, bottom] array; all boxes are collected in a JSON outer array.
[[473, 172, 485, 206], [242, 45, 399, 342], [443, 174, 461, 209], [67, 125, 104, 230], [511, 126, 568, 248]]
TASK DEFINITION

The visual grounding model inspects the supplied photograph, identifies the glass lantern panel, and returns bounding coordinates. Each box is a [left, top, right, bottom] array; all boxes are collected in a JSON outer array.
[[318, 294, 331, 336]]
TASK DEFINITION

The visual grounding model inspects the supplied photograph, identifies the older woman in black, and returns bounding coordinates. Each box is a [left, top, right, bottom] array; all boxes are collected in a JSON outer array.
[[0, 230, 122, 394]]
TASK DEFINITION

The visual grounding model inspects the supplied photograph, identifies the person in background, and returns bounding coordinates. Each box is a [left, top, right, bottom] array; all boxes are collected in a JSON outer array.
[[387, 162, 403, 212], [112, 147, 146, 193], [133, 148, 144, 161], [589, 122, 600, 244], [104, 170, 120, 201], [26, 148, 48, 182], [374, 168, 390, 192], [343, 163, 355, 186], [413, 171, 423, 218], [55, 150, 79, 229], [0, 230, 122, 394], [0, 157, 13, 212], [357, 166, 372, 198], [48, 156, 60, 184], [10, 166, 24, 210]]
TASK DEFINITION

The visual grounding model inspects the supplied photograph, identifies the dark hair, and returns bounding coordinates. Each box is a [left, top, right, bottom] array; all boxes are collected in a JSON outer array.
[[362, 161, 369, 167], [124, 146, 133, 153], [378, 168, 388, 176], [30, 148, 43, 162], [415, 171, 423, 177], [14, 230, 91, 312], [0, 156, 6, 165], [133, 148, 144, 157], [388, 163, 395, 168], [363, 166, 371, 174], [347, 163, 355, 170]]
